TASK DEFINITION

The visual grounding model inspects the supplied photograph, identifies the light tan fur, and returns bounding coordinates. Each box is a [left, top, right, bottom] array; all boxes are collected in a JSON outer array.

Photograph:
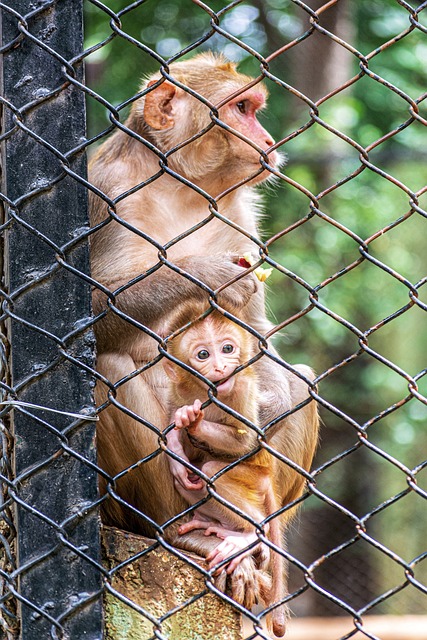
[[90, 52, 319, 636]]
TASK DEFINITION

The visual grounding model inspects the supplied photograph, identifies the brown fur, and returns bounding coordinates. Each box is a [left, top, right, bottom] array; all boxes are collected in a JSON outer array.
[[164, 308, 288, 635]]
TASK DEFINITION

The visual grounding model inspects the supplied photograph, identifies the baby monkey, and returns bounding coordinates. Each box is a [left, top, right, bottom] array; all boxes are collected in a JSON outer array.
[[163, 306, 287, 637]]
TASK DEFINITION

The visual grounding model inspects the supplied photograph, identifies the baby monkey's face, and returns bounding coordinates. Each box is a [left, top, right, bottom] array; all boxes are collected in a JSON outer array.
[[182, 320, 244, 396]]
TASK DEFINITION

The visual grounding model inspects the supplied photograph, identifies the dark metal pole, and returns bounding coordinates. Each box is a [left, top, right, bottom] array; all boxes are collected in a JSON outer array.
[[0, 2, 103, 638]]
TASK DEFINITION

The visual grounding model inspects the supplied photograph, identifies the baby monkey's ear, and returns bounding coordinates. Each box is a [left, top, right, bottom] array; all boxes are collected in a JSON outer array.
[[162, 357, 179, 382]]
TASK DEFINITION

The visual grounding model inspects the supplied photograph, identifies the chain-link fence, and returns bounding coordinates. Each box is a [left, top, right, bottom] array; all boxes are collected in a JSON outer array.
[[1, 1, 426, 639]]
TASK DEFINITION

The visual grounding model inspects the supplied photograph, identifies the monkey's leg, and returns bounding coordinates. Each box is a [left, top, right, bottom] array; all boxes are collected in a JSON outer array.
[[95, 352, 186, 536], [256, 359, 319, 513], [175, 461, 272, 611]]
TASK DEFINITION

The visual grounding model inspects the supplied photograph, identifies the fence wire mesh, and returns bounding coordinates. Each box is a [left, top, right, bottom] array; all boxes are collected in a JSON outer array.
[[1, 1, 427, 639]]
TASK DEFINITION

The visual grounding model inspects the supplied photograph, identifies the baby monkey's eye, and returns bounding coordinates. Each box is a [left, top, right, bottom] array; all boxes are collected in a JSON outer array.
[[197, 349, 210, 360], [222, 344, 234, 354]]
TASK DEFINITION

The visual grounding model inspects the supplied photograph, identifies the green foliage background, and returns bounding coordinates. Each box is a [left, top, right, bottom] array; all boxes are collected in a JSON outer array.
[[84, 0, 427, 616]]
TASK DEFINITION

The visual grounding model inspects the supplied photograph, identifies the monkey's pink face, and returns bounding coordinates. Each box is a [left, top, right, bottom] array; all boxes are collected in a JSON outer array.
[[184, 327, 242, 396], [219, 88, 280, 175]]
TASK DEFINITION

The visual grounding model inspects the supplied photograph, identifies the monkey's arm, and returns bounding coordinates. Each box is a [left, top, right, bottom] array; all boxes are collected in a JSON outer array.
[[173, 401, 258, 462], [187, 417, 258, 460], [93, 256, 257, 351]]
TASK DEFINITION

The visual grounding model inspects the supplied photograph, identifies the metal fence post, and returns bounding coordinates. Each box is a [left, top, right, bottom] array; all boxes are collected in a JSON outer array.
[[0, 2, 103, 638]]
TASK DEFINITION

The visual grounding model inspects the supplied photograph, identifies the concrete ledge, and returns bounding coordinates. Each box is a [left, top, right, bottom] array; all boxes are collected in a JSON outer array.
[[102, 526, 242, 640], [286, 615, 427, 640], [102, 527, 423, 639]]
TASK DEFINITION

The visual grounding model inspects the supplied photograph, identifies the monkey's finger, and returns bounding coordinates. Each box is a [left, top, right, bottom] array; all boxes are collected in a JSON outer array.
[[208, 541, 235, 564], [217, 540, 237, 556], [204, 525, 241, 540], [204, 526, 226, 539], [192, 400, 204, 422], [177, 411, 192, 428], [209, 539, 255, 573], [206, 544, 226, 563], [208, 550, 227, 570], [226, 554, 250, 574], [212, 562, 229, 576], [174, 410, 184, 429], [184, 474, 204, 490], [206, 543, 226, 562], [178, 519, 210, 535], [185, 406, 198, 424], [209, 545, 237, 576]]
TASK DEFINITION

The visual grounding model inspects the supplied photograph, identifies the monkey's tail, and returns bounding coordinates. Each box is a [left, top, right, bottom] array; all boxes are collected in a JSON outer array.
[[267, 510, 288, 638]]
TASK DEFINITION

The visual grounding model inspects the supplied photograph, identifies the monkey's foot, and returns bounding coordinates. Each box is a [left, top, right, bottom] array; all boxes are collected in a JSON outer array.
[[206, 529, 261, 573], [179, 520, 271, 574], [214, 555, 271, 611], [231, 556, 272, 610], [216, 561, 288, 638]]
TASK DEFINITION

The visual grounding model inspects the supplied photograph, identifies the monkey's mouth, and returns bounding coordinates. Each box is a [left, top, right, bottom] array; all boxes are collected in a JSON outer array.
[[214, 376, 234, 395]]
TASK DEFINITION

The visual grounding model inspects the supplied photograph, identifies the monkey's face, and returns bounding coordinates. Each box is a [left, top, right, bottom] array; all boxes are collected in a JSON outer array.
[[215, 87, 283, 184], [221, 91, 276, 156], [141, 62, 281, 187], [183, 323, 243, 397]]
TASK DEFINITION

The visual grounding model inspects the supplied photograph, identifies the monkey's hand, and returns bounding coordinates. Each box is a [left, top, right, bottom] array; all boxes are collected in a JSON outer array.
[[215, 256, 259, 309], [167, 424, 204, 491], [180, 254, 259, 308], [174, 399, 204, 432], [178, 520, 261, 574], [205, 528, 260, 574], [170, 459, 205, 492]]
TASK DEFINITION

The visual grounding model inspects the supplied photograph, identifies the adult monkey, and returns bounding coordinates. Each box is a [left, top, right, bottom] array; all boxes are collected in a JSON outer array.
[[89, 53, 318, 618]]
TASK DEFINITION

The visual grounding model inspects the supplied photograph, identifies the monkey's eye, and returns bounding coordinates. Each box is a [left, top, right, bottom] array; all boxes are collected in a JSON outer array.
[[197, 349, 210, 360], [222, 344, 234, 354], [236, 100, 248, 114]]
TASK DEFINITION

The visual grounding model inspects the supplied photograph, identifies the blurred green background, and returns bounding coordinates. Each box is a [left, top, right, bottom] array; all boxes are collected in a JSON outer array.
[[84, 0, 427, 617]]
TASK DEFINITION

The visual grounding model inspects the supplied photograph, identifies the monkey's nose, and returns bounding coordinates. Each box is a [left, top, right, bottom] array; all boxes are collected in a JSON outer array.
[[213, 362, 226, 375]]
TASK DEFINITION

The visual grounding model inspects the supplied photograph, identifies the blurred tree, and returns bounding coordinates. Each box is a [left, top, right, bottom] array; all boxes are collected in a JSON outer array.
[[84, 0, 427, 617]]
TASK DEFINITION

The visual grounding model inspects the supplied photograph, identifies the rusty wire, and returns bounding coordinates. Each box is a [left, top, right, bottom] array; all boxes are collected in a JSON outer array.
[[0, 0, 426, 638]]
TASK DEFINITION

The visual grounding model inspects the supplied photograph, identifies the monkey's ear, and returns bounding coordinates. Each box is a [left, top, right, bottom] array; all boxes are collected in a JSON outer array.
[[163, 358, 179, 381], [144, 80, 177, 130]]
